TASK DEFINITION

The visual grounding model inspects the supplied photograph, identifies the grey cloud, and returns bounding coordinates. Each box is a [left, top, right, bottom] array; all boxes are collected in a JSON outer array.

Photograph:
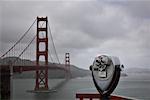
[[108, 1, 150, 19], [0, 0, 150, 69], [124, 1, 150, 19]]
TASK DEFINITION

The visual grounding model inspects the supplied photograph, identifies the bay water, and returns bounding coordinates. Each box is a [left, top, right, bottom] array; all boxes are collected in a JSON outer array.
[[12, 73, 150, 100]]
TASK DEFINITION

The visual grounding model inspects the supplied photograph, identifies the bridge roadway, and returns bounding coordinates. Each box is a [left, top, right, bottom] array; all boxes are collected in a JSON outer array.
[[0, 63, 68, 73]]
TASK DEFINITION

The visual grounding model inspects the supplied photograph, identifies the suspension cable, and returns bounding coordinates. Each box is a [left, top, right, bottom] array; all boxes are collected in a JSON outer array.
[[48, 21, 60, 64], [0, 18, 37, 58], [48, 49, 54, 63], [12, 35, 36, 65]]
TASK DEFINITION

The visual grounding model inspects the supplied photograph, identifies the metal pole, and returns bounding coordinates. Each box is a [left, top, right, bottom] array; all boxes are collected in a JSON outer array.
[[101, 95, 110, 100]]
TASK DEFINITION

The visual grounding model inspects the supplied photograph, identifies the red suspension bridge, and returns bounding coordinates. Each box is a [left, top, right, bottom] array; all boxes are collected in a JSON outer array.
[[0, 16, 71, 92], [0, 16, 135, 100]]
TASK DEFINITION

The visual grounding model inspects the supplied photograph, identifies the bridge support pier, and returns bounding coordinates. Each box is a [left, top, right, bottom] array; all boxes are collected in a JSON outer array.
[[0, 66, 11, 100]]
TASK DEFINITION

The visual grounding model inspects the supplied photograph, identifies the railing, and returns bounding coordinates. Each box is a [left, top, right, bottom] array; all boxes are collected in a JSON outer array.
[[76, 93, 133, 100]]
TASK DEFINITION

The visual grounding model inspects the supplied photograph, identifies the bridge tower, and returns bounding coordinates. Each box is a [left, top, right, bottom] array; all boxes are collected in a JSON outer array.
[[65, 53, 70, 66], [65, 53, 71, 78], [35, 16, 49, 91]]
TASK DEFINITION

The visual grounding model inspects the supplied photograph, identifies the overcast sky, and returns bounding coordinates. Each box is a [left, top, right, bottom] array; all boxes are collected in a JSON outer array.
[[0, 0, 150, 69]]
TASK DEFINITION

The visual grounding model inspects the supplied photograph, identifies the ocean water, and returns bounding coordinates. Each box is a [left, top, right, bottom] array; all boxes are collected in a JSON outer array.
[[12, 73, 150, 100]]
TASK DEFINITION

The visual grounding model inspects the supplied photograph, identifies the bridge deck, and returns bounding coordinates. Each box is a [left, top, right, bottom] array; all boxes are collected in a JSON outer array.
[[0, 64, 67, 73]]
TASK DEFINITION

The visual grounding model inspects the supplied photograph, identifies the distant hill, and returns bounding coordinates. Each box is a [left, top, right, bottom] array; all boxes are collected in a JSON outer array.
[[0, 57, 90, 79], [0, 57, 127, 78], [0, 57, 34, 66]]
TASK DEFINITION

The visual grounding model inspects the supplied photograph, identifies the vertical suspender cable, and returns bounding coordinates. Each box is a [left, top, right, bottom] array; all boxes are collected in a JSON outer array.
[[12, 35, 36, 65], [48, 22, 60, 64], [0, 19, 37, 58]]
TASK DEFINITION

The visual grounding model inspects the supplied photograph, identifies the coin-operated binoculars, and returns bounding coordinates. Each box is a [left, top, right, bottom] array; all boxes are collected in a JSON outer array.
[[90, 55, 123, 100]]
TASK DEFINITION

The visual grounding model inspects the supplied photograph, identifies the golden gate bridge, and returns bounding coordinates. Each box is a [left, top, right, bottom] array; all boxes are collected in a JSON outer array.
[[0, 16, 136, 100], [0, 16, 71, 92]]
